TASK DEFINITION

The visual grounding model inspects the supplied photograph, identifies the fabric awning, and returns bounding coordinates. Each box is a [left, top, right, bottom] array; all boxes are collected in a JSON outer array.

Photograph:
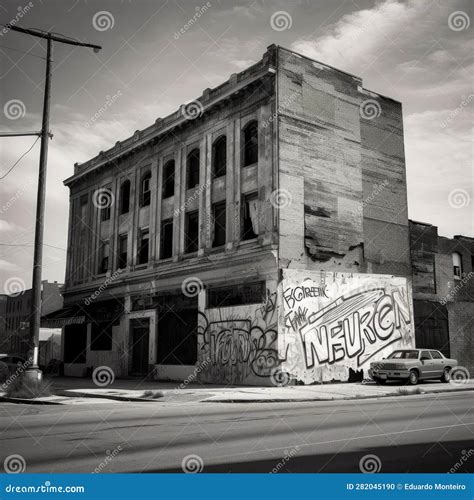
[[41, 306, 86, 328]]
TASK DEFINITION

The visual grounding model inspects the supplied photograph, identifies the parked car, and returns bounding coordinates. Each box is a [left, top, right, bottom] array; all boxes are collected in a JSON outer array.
[[369, 349, 457, 385]]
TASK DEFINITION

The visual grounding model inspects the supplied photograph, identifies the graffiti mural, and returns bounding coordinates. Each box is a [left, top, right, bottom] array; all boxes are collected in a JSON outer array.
[[197, 289, 279, 385], [280, 270, 414, 383]]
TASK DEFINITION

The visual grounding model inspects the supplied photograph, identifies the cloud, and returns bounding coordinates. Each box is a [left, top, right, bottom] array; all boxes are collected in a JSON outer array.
[[0, 259, 21, 272], [0, 220, 22, 232]]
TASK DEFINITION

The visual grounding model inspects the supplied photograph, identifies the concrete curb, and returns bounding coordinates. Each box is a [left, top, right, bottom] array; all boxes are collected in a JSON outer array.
[[203, 386, 474, 404], [56, 390, 163, 403], [0, 395, 63, 405]]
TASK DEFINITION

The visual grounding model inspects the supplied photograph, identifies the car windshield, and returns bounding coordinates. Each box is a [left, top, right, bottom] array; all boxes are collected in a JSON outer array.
[[387, 350, 418, 359]]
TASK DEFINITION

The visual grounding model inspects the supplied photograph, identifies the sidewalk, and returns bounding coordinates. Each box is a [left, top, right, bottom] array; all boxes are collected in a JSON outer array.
[[48, 376, 474, 404]]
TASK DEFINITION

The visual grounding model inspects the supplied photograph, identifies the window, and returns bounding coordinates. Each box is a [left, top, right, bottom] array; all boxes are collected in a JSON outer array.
[[208, 281, 265, 308], [119, 180, 130, 214], [140, 171, 151, 207], [453, 252, 462, 279], [430, 350, 443, 359], [243, 120, 258, 166], [187, 149, 200, 189], [420, 350, 431, 360], [99, 241, 109, 274], [212, 202, 226, 247], [90, 322, 113, 351], [160, 219, 173, 259], [162, 160, 175, 198], [138, 229, 149, 265], [212, 135, 226, 178], [99, 188, 112, 221], [242, 193, 258, 240], [185, 211, 199, 253], [118, 234, 128, 269]]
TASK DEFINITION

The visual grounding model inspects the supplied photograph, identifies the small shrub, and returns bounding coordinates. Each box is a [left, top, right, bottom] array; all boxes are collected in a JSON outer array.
[[6, 376, 52, 399], [141, 390, 164, 399]]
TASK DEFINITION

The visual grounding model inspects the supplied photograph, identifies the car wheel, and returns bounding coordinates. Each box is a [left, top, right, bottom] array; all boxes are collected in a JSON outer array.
[[440, 367, 450, 383], [408, 370, 419, 385], [374, 378, 386, 385]]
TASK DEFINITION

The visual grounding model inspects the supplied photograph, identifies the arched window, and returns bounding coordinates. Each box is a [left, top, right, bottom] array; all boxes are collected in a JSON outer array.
[[212, 135, 226, 178], [452, 252, 462, 279], [243, 120, 258, 167], [162, 160, 175, 198], [119, 180, 130, 214], [140, 171, 151, 207], [187, 148, 200, 190]]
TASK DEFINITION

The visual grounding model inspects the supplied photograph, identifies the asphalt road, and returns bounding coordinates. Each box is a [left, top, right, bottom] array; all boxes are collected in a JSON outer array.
[[0, 392, 473, 473]]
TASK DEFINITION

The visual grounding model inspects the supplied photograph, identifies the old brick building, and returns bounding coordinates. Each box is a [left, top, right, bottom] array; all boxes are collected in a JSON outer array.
[[410, 220, 474, 374], [60, 45, 414, 385]]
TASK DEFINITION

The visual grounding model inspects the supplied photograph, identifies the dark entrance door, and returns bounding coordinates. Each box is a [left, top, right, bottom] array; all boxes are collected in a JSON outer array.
[[130, 318, 150, 376]]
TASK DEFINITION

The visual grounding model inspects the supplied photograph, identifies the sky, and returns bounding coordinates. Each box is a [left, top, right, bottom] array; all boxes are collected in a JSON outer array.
[[0, 0, 472, 292]]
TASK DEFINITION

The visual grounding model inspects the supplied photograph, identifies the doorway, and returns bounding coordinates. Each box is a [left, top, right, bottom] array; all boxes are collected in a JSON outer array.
[[129, 318, 150, 375]]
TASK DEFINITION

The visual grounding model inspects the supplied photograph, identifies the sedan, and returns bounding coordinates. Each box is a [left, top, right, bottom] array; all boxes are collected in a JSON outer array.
[[369, 349, 457, 385]]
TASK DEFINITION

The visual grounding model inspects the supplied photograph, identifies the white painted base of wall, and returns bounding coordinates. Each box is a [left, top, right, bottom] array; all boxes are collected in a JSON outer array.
[[153, 365, 196, 382]]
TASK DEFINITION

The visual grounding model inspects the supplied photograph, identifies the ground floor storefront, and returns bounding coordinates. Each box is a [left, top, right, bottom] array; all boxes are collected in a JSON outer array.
[[60, 270, 415, 386]]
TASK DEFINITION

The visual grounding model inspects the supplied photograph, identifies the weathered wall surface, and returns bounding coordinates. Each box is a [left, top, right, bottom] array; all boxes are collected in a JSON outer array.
[[448, 301, 474, 375], [277, 47, 410, 278], [279, 269, 414, 383], [197, 285, 279, 386]]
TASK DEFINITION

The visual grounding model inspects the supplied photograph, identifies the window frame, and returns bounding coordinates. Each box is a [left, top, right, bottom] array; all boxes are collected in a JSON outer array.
[[160, 218, 173, 260], [137, 228, 150, 265], [185, 210, 199, 254], [242, 120, 258, 167], [212, 201, 226, 248], [118, 234, 128, 269], [162, 159, 175, 199], [98, 240, 110, 274], [140, 171, 152, 207], [212, 135, 227, 179], [119, 179, 131, 215], [186, 148, 200, 190]]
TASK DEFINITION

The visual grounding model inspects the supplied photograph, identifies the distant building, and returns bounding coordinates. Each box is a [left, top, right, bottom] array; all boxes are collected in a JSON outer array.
[[410, 220, 474, 374], [59, 45, 414, 385], [1, 280, 63, 357]]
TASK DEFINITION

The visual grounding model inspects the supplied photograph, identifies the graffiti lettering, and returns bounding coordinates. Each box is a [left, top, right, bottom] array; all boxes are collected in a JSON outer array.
[[283, 284, 328, 309]]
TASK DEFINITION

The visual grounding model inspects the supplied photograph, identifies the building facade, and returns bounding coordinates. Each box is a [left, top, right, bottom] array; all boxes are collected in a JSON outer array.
[[410, 220, 474, 374], [1, 280, 63, 356], [60, 45, 414, 385]]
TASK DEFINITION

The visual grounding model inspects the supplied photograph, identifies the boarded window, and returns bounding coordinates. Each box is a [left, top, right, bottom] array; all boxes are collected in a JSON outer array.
[[187, 149, 200, 189], [185, 211, 199, 253], [63, 324, 87, 363], [208, 281, 265, 308], [160, 219, 173, 259], [243, 120, 258, 166], [212, 135, 226, 178], [242, 193, 258, 240], [162, 160, 175, 198], [212, 202, 226, 247], [138, 229, 149, 265], [157, 308, 197, 365], [90, 321, 113, 351]]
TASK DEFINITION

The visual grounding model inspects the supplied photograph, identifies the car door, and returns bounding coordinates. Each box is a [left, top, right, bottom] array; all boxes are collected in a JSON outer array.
[[429, 350, 444, 376], [419, 350, 434, 379]]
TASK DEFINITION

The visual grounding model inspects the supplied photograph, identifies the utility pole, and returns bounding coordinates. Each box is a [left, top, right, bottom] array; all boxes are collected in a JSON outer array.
[[3, 25, 101, 381]]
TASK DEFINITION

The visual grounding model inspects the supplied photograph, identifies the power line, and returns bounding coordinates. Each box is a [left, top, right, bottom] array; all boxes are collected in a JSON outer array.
[[0, 136, 40, 180], [0, 44, 46, 59]]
